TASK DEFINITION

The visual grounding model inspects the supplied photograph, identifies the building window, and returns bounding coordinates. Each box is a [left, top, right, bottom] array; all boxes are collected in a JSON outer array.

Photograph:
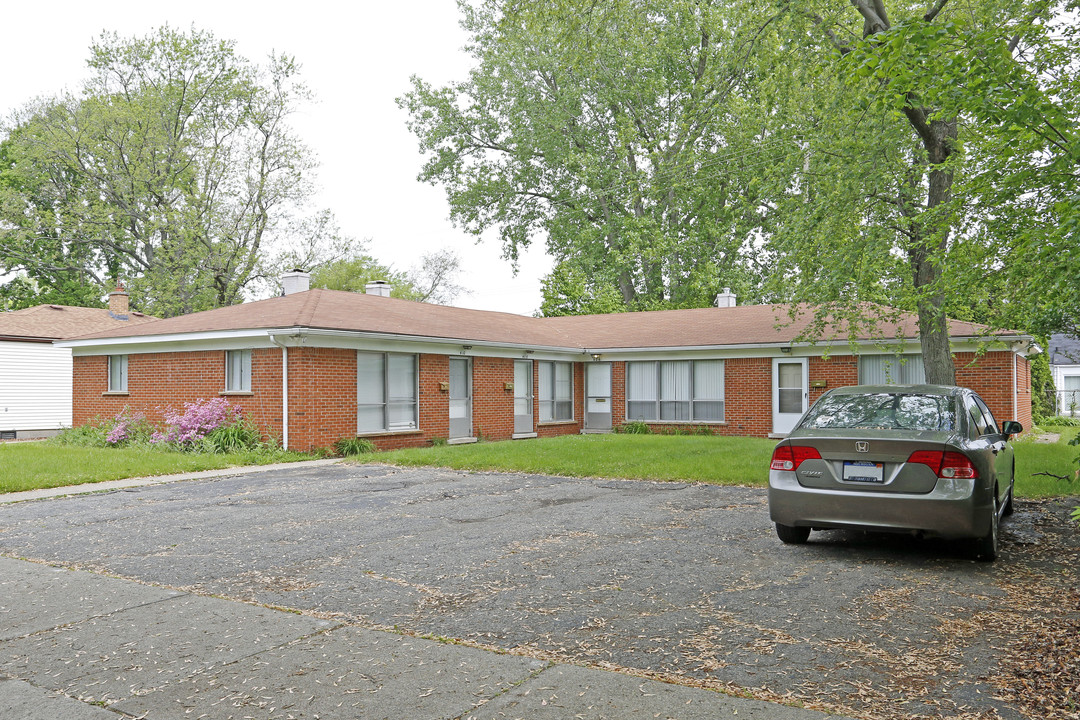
[[108, 355, 128, 392], [858, 355, 925, 385], [357, 352, 418, 433], [225, 350, 252, 392], [1060, 375, 1080, 415], [538, 361, 573, 422], [626, 360, 725, 422]]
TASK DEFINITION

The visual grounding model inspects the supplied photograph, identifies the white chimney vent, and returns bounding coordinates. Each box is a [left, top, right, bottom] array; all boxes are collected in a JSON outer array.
[[282, 269, 310, 295], [365, 280, 392, 297], [715, 287, 737, 308]]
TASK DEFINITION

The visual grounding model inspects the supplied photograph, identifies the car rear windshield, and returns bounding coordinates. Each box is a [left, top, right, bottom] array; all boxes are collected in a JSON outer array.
[[800, 393, 956, 431]]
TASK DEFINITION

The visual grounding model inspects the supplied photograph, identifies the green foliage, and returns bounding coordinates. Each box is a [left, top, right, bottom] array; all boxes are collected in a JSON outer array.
[[200, 419, 265, 454], [615, 421, 652, 435], [333, 436, 377, 456], [0, 26, 350, 316], [312, 256, 423, 299], [400, 0, 770, 313], [54, 421, 110, 448]]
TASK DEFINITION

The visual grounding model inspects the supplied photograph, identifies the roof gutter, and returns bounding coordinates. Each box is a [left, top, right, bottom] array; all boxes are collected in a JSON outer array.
[[268, 333, 290, 451]]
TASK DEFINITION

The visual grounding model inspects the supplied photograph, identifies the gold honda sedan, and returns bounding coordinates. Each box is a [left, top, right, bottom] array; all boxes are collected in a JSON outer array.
[[768, 385, 1022, 561]]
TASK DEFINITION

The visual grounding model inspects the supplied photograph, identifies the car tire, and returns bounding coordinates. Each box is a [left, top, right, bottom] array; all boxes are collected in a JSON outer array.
[[775, 523, 811, 544], [974, 502, 999, 562]]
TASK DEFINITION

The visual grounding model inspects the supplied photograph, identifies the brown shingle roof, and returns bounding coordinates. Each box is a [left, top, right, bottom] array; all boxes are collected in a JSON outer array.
[[538, 304, 1005, 348], [65, 290, 1019, 350], [0, 304, 158, 341], [70, 290, 577, 347]]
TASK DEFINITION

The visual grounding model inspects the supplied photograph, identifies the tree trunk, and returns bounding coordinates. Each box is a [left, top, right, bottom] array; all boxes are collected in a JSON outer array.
[[908, 117, 958, 386]]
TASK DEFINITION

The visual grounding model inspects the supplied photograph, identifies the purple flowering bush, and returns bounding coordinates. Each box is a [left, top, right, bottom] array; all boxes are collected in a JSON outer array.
[[56, 399, 268, 454], [104, 408, 153, 446], [151, 398, 263, 453]]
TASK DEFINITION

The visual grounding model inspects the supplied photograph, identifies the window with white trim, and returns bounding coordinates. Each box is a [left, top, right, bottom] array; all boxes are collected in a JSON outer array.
[[858, 355, 926, 385], [108, 355, 128, 392], [626, 360, 725, 422], [357, 352, 418, 433], [225, 350, 252, 392], [538, 361, 573, 422]]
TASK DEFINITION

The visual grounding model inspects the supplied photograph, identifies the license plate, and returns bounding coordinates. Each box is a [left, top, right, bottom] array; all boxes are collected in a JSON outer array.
[[843, 461, 884, 483]]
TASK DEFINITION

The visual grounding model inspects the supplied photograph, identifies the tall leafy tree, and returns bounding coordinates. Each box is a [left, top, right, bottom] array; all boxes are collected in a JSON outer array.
[[761, 0, 1079, 382], [401, 0, 776, 314], [0, 26, 352, 317], [310, 247, 466, 305]]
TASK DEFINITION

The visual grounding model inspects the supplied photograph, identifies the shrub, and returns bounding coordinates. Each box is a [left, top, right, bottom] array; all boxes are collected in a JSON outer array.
[[152, 398, 246, 449], [333, 437, 376, 456], [199, 417, 265, 454], [617, 421, 652, 435], [105, 408, 154, 446], [54, 420, 109, 447], [1038, 415, 1080, 428]]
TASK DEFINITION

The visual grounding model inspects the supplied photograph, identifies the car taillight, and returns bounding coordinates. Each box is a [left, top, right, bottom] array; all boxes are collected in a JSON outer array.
[[771, 445, 821, 471], [906, 450, 979, 479]]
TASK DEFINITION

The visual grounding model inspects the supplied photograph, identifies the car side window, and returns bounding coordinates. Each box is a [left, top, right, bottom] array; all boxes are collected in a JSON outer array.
[[973, 396, 999, 436], [965, 396, 992, 438]]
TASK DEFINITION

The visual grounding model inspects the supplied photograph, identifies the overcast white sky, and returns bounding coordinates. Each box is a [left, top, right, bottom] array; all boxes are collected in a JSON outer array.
[[0, 1, 552, 316]]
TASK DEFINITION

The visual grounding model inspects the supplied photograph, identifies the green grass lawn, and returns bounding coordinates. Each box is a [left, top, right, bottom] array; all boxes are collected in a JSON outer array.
[[378, 430, 1080, 499], [0, 442, 313, 495], [379, 433, 776, 485], [1013, 425, 1080, 498]]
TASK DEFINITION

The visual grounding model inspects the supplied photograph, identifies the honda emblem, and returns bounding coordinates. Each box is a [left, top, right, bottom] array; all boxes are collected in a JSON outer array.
[[856, 441, 869, 453]]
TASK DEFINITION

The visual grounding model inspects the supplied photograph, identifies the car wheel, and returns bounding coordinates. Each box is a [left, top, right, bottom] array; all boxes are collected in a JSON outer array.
[[974, 501, 999, 562], [775, 523, 811, 544]]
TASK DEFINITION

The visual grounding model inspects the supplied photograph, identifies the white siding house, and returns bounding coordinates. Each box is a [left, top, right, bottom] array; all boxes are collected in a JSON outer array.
[[0, 291, 157, 439], [1049, 334, 1080, 417], [0, 340, 73, 438]]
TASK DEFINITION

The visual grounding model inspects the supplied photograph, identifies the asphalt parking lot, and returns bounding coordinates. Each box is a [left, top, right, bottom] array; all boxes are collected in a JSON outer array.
[[1, 462, 1077, 719]]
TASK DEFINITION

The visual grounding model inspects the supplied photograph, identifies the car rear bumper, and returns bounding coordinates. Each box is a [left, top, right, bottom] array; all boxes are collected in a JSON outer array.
[[768, 471, 994, 539]]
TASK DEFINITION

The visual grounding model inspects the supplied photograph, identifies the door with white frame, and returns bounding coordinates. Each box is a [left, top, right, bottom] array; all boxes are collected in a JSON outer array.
[[772, 357, 808, 435], [513, 360, 534, 435], [449, 357, 473, 440], [585, 362, 612, 431]]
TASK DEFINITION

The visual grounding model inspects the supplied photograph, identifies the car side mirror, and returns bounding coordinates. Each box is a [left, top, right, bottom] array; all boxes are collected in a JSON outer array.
[[1001, 420, 1023, 438]]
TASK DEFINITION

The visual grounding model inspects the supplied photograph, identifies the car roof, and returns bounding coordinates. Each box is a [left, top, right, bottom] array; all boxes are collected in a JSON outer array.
[[826, 384, 966, 398]]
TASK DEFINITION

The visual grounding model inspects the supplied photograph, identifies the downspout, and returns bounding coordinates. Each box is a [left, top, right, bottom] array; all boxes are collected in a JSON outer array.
[[1012, 350, 1018, 423], [269, 334, 289, 450]]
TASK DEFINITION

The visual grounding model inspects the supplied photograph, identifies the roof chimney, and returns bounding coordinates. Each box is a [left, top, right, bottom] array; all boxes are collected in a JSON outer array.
[[365, 280, 392, 297], [282, 269, 311, 295], [108, 285, 130, 318], [715, 287, 737, 308]]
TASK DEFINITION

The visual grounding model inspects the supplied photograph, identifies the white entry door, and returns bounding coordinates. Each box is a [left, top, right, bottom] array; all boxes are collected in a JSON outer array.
[[449, 357, 472, 440], [772, 357, 808, 435], [585, 362, 612, 431]]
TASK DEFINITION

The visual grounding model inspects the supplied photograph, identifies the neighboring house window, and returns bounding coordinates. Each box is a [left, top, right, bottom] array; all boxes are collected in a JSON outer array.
[[859, 355, 926, 385], [626, 360, 725, 422], [108, 355, 128, 392], [538, 361, 573, 422], [225, 350, 252, 392], [1061, 375, 1080, 415], [357, 352, 418, 433]]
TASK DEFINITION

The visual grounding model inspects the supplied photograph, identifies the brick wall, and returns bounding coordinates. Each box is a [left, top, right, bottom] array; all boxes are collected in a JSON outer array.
[[73, 349, 283, 435], [955, 350, 1031, 428], [72, 346, 1031, 451]]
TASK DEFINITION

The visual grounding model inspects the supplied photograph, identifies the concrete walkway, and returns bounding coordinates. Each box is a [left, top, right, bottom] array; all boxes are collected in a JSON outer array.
[[0, 556, 848, 720], [0, 464, 851, 720]]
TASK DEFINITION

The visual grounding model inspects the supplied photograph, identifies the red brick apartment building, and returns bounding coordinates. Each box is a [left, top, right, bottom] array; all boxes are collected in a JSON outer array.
[[58, 274, 1034, 452]]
